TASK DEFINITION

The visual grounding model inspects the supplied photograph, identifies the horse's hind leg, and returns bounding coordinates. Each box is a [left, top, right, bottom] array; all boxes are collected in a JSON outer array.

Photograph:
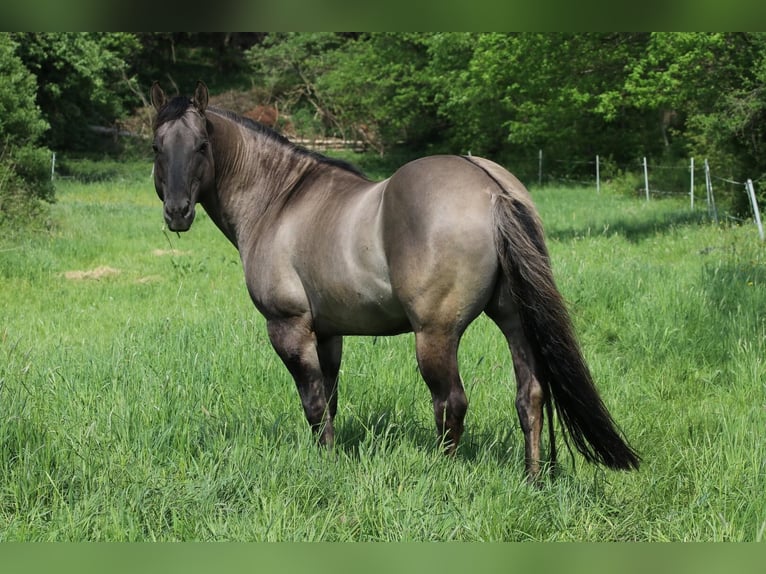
[[509, 326, 546, 484], [414, 329, 468, 454], [486, 290, 549, 484]]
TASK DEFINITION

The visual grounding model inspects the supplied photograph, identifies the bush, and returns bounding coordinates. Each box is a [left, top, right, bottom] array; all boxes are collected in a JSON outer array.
[[0, 156, 51, 229], [9, 145, 54, 201], [0, 33, 53, 226]]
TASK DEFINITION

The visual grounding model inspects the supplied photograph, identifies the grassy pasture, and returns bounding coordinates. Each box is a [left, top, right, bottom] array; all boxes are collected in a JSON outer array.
[[1, 162, 764, 541]]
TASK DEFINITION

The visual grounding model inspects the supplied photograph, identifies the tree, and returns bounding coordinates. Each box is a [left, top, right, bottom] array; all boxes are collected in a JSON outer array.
[[318, 33, 443, 153], [11, 32, 141, 152], [421, 33, 657, 181], [247, 32, 766, 203], [622, 33, 766, 210], [0, 33, 53, 224], [131, 33, 263, 94], [246, 33, 353, 137]]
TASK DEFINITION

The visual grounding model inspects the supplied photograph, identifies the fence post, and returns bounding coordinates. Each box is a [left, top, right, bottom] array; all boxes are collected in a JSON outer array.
[[704, 159, 719, 224], [643, 156, 649, 201], [596, 154, 600, 194], [745, 179, 765, 242], [50, 151, 56, 181], [538, 149, 542, 187], [690, 157, 694, 210]]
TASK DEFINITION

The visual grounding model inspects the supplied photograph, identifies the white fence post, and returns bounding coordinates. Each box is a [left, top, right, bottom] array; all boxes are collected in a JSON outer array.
[[745, 179, 765, 242], [690, 157, 694, 210], [643, 156, 649, 201], [50, 152, 56, 181], [538, 149, 542, 187], [704, 159, 719, 224], [596, 154, 600, 194]]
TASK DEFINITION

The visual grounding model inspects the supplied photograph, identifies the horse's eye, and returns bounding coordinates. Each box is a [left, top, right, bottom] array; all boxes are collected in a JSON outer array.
[[198, 141, 209, 154], [152, 143, 160, 155]]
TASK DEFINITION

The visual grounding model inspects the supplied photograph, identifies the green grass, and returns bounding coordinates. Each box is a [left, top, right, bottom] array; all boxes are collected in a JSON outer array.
[[1, 166, 765, 541]]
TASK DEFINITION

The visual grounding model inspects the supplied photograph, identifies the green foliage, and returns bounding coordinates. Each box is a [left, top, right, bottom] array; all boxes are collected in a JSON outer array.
[[7, 146, 54, 202], [5, 33, 766, 225], [11, 32, 141, 152], [244, 32, 766, 210], [0, 159, 51, 230], [247, 33, 443, 154], [0, 33, 53, 226], [329, 33, 439, 152], [0, 37, 48, 147], [131, 33, 261, 98], [619, 33, 766, 212], [247, 33, 663, 170]]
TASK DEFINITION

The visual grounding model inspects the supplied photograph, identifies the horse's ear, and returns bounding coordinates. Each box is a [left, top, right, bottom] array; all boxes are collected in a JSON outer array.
[[150, 81, 166, 111], [193, 81, 209, 113]]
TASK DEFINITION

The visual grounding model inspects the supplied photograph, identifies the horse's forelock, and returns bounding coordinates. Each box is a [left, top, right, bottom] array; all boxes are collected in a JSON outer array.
[[153, 96, 195, 130]]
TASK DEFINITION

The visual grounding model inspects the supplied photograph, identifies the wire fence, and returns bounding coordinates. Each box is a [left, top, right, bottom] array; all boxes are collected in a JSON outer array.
[[521, 149, 765, 243], [48, 146, 765, 243]]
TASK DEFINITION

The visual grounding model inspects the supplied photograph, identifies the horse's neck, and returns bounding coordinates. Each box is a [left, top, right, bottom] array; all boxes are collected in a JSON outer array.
[[205, 114, 318, 248]]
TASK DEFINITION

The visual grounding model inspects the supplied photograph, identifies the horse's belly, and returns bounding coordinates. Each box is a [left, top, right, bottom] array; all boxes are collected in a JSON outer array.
[[311, 289, 411, 336]]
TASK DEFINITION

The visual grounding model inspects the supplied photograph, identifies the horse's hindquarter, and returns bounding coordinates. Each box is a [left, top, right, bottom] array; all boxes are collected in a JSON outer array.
[[381, 155, 500, 332]]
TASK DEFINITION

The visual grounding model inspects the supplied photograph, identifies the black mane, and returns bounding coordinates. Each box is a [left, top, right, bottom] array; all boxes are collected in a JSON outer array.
[[154, 96, 368, 179], [208, 106, 368, 180]]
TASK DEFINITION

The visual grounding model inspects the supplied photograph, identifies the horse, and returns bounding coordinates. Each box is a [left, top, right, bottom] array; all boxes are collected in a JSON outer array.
[[150, 81, 639, 484]]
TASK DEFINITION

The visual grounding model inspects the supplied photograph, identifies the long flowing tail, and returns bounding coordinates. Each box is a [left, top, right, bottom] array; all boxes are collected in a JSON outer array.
[[487, 168, 639, 471]]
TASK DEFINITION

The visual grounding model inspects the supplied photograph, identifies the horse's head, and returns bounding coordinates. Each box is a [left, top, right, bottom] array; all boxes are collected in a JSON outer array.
[[150, 81, 215, 232]]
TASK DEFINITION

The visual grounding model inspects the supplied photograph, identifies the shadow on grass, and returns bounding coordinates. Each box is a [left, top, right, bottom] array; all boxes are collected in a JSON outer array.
[[694, 249, 766, 364], [700, 251, 766, 310], [251, 398, 585, 486], [334, 409, 435, 459], [548, 209, 709, 244], [333, 405, 538, 473]]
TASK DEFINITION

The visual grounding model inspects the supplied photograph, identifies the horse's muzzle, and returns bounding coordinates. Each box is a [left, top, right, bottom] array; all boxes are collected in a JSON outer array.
[[164, 202, 196, 232]]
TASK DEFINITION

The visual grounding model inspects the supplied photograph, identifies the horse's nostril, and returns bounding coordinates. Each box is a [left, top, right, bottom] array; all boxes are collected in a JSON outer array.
[[165, 200, 190, 217]]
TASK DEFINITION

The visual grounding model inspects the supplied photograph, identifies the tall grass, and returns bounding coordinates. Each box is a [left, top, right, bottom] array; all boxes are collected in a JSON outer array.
[[1, 164, 764, 540]]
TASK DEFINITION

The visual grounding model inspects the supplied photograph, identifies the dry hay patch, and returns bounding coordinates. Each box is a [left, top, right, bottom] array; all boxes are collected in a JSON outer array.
[[135, 275, 162, 284], [63, 266, 121, 280], [152, 248, 191, 257]]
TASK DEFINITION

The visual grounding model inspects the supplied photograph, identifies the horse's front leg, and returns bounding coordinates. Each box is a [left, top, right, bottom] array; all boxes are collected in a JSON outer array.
[[267, 316, 335, 447], [317, 335, 343, 421]]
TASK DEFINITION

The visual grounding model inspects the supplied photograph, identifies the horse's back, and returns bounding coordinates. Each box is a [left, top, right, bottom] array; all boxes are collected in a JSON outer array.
[[383, 154, 502, 233]]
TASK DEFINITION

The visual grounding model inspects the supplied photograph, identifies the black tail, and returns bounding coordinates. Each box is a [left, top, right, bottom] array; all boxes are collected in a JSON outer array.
[[492, 187, 640, 471]]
